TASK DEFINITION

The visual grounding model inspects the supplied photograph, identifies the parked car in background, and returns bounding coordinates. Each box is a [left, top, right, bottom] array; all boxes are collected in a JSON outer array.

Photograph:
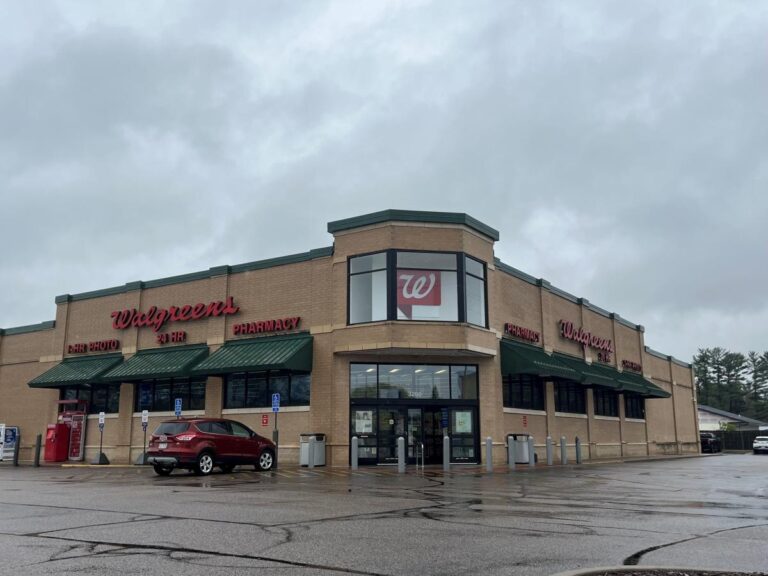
[[699, 432, 722, 453], [753, 436, 768, 454], [146, 418, 275, 476]]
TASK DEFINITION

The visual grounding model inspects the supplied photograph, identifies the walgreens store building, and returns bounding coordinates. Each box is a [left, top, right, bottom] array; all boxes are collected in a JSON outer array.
[[0, 210, 699, 466]]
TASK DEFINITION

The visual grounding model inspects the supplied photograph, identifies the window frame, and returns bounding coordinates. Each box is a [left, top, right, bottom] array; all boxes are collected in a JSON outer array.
[[350, 362, 479, 403], [60, 384, 121, 414], [624, 393, 646, 419], [223, 370, 311, 409], [134, 376, 206, 413], [553, 379, 586, 414], [593, 387, 619, 417], [347, 249, 488, 328], [503, 373, 546, 411]]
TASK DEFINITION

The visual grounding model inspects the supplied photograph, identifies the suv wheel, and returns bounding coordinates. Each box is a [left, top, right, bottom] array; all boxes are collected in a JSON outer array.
[[195, 452, 215, 475], [153, 464, 172, 476], [256, 449, 274, 471]]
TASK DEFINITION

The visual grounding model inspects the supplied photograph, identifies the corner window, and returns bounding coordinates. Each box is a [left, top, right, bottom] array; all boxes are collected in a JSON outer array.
[[349, 252, 388, 324], [624, 394, 645, 419], [593, 387, 619, 417], [464, 256, 487, 327], [396, 252, 458, 321], [347, 250, 487, 327], [554, 380, 586, 414], [503, 374, 545, 410]]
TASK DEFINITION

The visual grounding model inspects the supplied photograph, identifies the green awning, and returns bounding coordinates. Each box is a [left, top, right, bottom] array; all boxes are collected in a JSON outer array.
[[552, 353, 621, 390], [101, 345, 209, 382], [617, 370, 671, 398], [28, 353, 124, 388], [191, 334, 313, 375], [500, 339, 579, 380]]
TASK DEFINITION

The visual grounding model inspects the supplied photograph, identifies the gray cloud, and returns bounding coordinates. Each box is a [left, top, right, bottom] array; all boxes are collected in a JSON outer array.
[[1, 1, 766, 362]]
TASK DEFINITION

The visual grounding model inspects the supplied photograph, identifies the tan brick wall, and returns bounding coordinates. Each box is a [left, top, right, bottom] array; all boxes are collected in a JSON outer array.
[[490, 273, 543, 336], [0, 361, 60, 462], [0, 329, 55, 364]]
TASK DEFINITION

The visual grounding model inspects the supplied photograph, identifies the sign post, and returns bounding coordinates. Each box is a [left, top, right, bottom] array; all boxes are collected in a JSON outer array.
[[272, 393, 280, 470], [135, 410, 150, 465], [94, 412, 109, 465], [0, 424, 4, 461]]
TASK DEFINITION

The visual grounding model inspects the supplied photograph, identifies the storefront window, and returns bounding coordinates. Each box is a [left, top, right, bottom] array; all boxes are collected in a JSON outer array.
[[503, 374, 545, 410], [349, 252, 388, 324], [223, 371, 310, 408], [350, 364, 378, 398], [450, 365, 478, 399], [351, 363, 477, 401], [554, 379, 586, 414], [594, 387, 619, 417], [347, 251, 487, 327], [134, 377, 206, 412], [60, 384, 121, 414], [624, 394, 645, 419]]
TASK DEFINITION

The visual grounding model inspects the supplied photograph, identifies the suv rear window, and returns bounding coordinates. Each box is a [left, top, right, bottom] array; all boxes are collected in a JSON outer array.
[[154, 422, 190, 435]]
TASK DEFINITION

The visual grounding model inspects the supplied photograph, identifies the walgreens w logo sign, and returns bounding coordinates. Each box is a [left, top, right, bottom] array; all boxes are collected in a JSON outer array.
[[397, 270, 441, 318]]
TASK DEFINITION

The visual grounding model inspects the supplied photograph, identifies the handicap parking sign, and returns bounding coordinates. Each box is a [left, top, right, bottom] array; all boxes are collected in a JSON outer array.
[[174, 398, 182, 417]]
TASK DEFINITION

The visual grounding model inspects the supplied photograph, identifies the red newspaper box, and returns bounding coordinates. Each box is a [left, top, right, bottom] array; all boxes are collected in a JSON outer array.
[[44, 423, 70, 462]]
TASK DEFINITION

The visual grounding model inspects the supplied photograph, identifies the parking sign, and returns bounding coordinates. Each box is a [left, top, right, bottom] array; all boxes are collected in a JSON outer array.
[[174, 398, 182, 417], [271, 393, 280, 413]]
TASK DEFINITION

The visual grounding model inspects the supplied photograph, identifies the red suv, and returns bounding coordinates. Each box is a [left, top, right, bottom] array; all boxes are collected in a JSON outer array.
[[146, 418, 275, 476]]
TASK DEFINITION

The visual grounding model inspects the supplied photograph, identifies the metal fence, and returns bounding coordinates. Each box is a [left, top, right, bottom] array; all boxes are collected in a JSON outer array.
[[719, 430, 765, 451]]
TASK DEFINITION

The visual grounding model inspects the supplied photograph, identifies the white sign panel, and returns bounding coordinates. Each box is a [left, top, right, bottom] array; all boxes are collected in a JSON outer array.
[[141, 410, 149, 424], [98, 412, 106, 425]]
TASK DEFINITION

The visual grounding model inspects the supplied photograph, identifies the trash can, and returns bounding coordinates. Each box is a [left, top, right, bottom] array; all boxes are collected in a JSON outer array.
[[299, 433, 326, 467], [507, 433, 530, 464]]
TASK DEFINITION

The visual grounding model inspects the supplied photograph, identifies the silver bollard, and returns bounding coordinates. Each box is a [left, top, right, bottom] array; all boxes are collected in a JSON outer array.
[[398, 436, 406, 473], [575, 436, 582, 464], [351, 436, 359, 470], [309, 435, 316, 469], [546, 436, 553, 466], [443, 436, 450, 471], [507, 437, 516, 471], [528, 436, 535, 468], [485, 437, 493, 473], [560, 435, 567, 465]]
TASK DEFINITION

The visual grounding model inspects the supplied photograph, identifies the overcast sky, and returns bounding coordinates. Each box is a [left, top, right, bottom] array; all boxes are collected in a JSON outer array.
[[1, 1, 766, 362]]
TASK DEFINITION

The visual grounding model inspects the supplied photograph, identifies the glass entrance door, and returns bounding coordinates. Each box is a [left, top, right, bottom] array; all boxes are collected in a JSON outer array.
[[378, 407, 406, 463]]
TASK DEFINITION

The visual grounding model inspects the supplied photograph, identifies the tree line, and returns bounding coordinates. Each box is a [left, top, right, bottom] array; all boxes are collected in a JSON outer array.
[[694, 348, 768, 422]]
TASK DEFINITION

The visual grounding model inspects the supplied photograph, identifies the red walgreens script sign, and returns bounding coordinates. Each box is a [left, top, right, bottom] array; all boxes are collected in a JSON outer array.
[[397, 270, 441, 319]]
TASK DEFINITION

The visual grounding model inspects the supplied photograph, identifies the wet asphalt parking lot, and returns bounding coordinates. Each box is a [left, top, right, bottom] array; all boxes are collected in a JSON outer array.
[[0, 453, 766, 576]]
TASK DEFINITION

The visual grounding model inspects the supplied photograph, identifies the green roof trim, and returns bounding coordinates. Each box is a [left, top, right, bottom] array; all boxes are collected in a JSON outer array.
[[619, 371, 671, 398], [500, 339, 579, 380], [0, 320, 56, 336], [327, 210, 500, 241], [191, 334, 313, 375], [101, 345, 208, 382], [28, 353, 123, 388]]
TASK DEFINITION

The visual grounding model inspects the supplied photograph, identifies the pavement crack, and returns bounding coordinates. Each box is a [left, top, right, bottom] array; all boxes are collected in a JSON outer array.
[[24, 533, 392, 575], [623, 521, 768, 565]]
